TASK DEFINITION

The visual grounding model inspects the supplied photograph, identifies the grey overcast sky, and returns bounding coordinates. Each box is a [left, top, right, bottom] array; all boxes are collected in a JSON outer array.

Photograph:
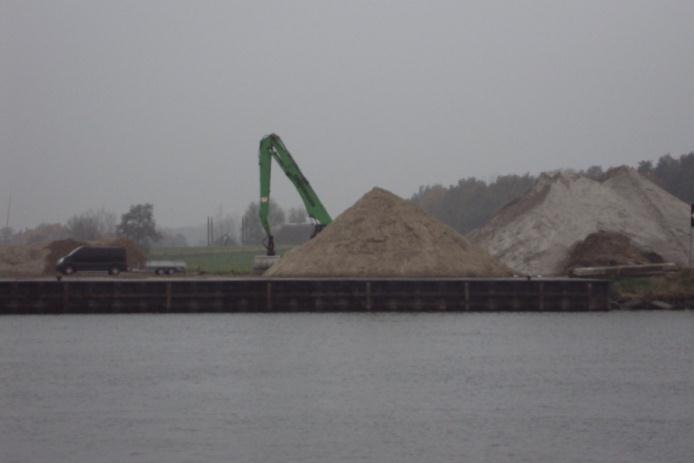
[[2, 0, 694, 229]]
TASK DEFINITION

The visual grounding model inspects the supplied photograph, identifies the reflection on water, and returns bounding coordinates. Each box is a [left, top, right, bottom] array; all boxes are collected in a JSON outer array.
[[2, 312, 693, 463]]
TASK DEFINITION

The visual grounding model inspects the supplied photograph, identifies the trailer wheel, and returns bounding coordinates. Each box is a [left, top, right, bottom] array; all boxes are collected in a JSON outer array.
[[155, 268, 164, 276], [109, 267, 120, 276], [166, 268, 176, 275]]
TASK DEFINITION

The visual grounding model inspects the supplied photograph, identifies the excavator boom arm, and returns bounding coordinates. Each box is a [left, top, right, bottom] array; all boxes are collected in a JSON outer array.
[[258, 134, 332, 255]]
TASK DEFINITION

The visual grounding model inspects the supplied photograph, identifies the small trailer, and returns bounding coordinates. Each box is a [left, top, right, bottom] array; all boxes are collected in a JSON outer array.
[[145, 260, 187, 275]]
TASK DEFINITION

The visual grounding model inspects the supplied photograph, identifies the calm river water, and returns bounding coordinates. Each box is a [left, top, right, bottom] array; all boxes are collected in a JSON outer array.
[[1, 312, 693, 463]]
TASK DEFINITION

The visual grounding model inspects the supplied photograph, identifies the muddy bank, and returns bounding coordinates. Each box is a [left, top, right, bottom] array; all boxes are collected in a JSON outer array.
[[611, 270, 694, 310]]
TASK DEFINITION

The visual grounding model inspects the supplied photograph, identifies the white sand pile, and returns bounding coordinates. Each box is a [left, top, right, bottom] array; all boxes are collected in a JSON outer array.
[[470, 167, 691, 275], [266, 187, 512, 277]]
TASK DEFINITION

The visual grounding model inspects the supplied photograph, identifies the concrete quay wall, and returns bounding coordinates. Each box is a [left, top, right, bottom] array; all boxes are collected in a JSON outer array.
[[0, 278, 610, 314]]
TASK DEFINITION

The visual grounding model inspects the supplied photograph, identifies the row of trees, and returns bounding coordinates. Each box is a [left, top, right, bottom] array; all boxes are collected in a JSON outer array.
[[4, 152, 690, 247], [0, 200, 312, 248], [198, 201, 311, 247], [0, 204, 162, 248], [412, 152, 694, 235], [637, 153, 694, 205], [412, 174, 537, 234], [63, 203, 162, 247]]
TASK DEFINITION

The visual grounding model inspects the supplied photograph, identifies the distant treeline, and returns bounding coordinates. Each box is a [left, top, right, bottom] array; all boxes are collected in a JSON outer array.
[[412, 152, 694, 235], [636, 153, 694, 207]]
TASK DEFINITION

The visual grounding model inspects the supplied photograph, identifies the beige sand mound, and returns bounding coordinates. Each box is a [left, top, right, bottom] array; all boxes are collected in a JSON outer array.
[[470, 167, 690, 275], [266, 187, 512, 277], [0, 244, 49, 276]]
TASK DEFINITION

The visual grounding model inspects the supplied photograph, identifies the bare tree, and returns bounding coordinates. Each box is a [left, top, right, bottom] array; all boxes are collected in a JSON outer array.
[[66, 208, 117, 241], [66, 214, 101, 240], [214, 214, 238, 245]]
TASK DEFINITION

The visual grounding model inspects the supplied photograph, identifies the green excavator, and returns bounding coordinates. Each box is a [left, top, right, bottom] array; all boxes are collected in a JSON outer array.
[[257, 133, 332, 264]]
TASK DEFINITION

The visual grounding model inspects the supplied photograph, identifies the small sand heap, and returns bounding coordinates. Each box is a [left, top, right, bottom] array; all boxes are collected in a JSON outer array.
[[266, 187, 511, 277], [563, 231, 664, 272], [0, 244, 49, 276]]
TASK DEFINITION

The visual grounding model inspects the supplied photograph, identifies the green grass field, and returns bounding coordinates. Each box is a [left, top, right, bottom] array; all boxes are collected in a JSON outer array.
[[148, 246, 292, 274]]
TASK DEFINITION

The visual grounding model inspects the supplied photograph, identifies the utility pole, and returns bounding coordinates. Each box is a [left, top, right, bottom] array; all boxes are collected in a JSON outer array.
[[4, 193, 11, 228], [206, 216, 215, 247], [689, 204, 693, 269]]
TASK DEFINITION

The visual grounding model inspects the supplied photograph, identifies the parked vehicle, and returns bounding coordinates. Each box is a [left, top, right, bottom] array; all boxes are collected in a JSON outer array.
[[56, 246, 127, 275], [145, 260, 187, 275]]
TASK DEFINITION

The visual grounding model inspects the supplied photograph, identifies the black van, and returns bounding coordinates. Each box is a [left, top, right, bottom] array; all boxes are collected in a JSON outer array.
[[56, 246, 127, 275]]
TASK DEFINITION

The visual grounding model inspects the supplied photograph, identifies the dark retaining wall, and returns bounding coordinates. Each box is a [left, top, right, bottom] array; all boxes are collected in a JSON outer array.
[[0, 278, 609, 314]]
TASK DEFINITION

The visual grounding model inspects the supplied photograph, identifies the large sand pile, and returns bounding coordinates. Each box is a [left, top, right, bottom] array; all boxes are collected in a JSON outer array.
[[470, 167, 691, 275], [266, 187, 511, 277]]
